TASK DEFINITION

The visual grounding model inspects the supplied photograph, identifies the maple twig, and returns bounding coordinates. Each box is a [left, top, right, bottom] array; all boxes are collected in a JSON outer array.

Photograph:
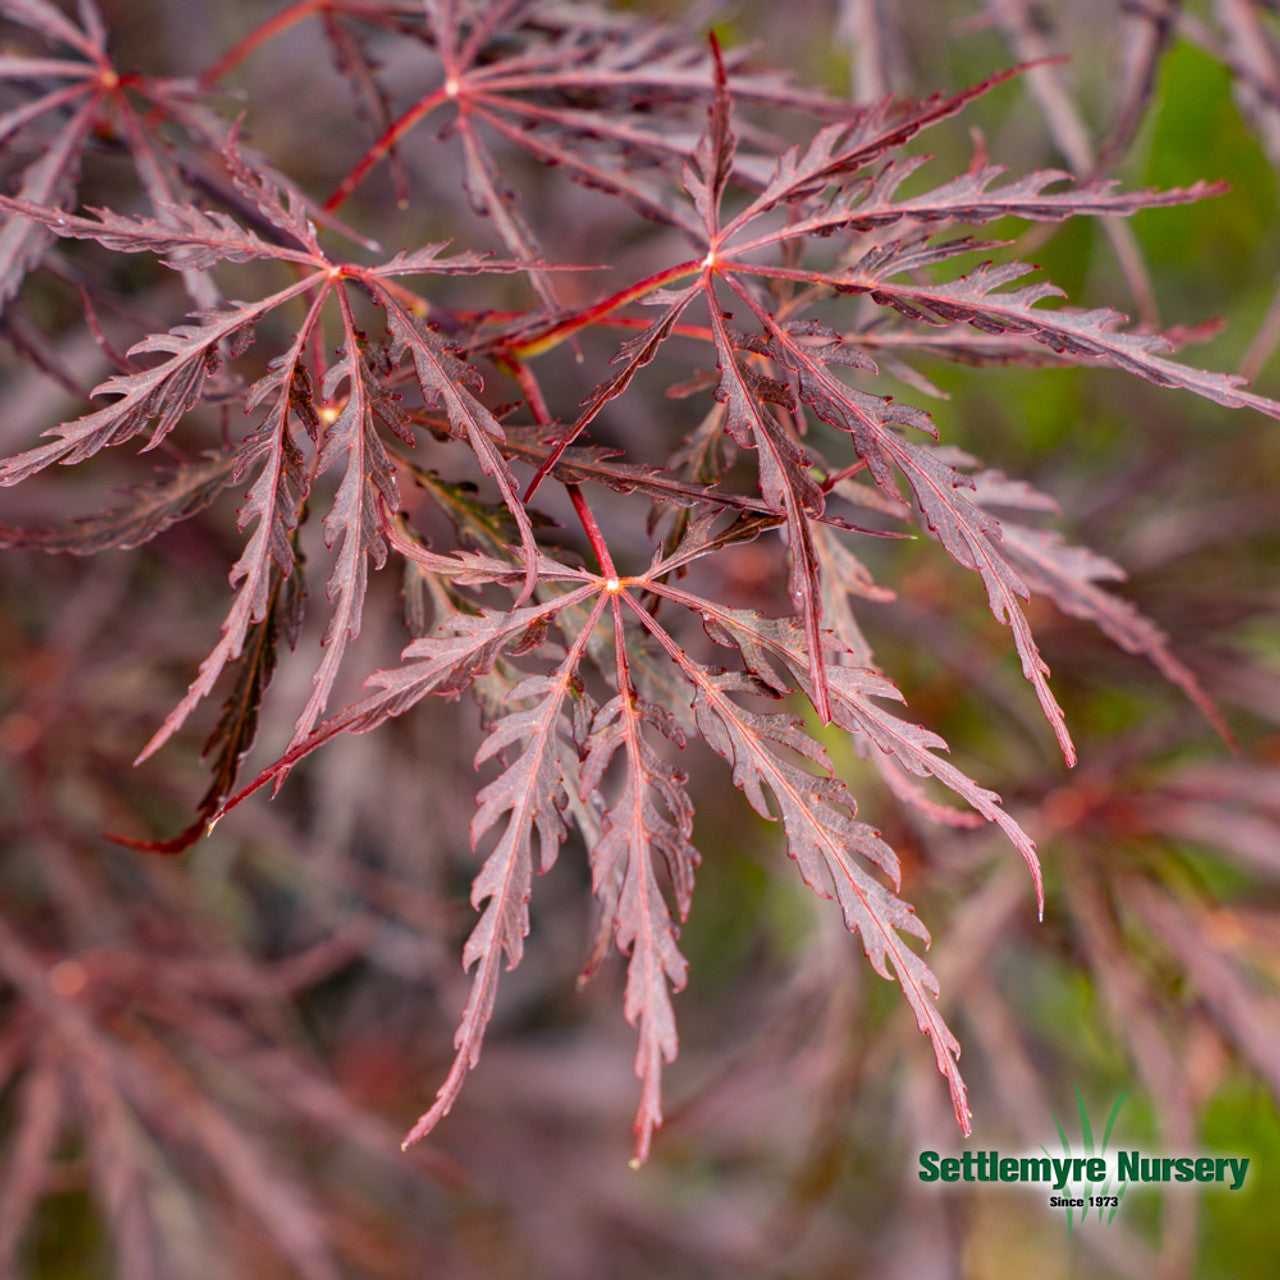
[[568, 483, 617, 580], [326, 86, 453, 211], [199, 0, 326, 87]]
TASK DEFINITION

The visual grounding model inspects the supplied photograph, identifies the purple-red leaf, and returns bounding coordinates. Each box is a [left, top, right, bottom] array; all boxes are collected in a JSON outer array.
[[402, 598, 609, 1149], [656, 595, 1042, 909], [581, 685, 698, 1163], [136, 298, 323, 760], [842, 262, 1280, 420], [681, 662, 971, 1135], [288, 338, 397, 748], [375, 285, 543, 601], [0, 281, 317, 486], [0, 450, 239, 554], [967, 465, 1231, 742], [0, 195, 320, 271], [707, 301, 832, 722]]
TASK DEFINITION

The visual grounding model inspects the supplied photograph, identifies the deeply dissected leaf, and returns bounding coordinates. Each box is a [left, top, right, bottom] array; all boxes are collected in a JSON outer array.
[[0, 195, 318, 271], [115, 565, 286, 856], [135, 302, 321, 762], [321, 0, 850, 220], [836, 259, 1280, 419], [0, 450, 239, 554], [721, 65, 1034, 237], [220, 586, 601, 820], [650, 590, 1042, 901], [0, 282, 317, 487], [0, 94, 98, 311], [728, 154, 1227, 251], [707, 303, 832, 721], [724, 305, 1074, 762], [581, 676, 698, 1163], [401, 596, 610, 1150], [287, 331, 398, 747], [374, 285, 543, 600], [964, 462, 1231, 741], [679, 661, 972, 1134]]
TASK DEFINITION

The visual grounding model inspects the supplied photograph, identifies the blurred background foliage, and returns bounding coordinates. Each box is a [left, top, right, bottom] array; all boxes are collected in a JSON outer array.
[[1, 1, 1278, 1278]]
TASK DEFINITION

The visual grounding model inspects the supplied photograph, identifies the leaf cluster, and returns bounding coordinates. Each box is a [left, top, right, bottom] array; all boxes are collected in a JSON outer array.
[[0, 0, 1277, 1215]]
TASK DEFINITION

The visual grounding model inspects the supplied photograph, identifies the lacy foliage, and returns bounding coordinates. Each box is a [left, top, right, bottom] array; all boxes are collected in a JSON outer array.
[[1, 0, 1274, 1182]]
